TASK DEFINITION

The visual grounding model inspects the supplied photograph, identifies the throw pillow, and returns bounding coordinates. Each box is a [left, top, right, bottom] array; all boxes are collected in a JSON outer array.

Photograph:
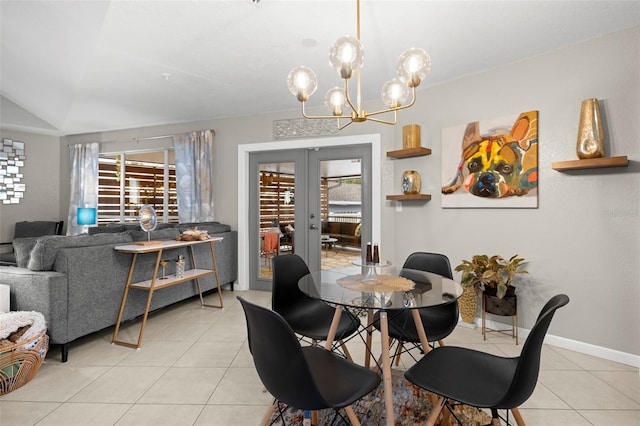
[[12, 237, 39, 268]]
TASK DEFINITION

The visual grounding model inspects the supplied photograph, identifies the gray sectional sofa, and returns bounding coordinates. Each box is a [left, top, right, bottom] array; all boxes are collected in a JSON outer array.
[[0, 222, 237, 362]]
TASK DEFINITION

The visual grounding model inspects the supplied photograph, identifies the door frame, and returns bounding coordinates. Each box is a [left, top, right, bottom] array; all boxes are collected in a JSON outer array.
[[237, 133, 382, 291]]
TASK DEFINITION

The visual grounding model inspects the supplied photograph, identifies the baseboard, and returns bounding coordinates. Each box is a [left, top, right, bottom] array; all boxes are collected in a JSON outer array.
[[476, 317, 640, 368]]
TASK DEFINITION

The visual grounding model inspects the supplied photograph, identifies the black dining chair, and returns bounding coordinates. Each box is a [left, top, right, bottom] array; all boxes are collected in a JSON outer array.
[[272, 254, 361, 358], [404, 294, 570, 426], [238, 297, 381, 426], [373, 252, 459, 364]]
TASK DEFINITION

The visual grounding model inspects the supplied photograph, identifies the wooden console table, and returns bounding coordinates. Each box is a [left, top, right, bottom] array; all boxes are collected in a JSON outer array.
[[112, 237, 223, 349]]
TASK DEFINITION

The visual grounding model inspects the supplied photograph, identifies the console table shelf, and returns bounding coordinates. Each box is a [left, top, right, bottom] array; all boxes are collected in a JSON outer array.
[[112, 238, 223, 349], [127, 268, 213, 290], [551, 156, 628, 171]]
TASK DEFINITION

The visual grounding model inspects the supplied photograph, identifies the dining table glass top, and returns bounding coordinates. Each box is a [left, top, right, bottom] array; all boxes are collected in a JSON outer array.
[[298, 265, 463, 311]]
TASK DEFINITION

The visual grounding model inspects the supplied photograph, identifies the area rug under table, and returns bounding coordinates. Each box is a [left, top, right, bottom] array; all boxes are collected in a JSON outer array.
[[267, 369, 492, 425]]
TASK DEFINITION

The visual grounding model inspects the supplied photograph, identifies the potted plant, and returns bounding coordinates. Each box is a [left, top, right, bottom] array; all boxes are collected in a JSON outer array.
[[455, 254, 527, 299], [455, 254, 528, 322]]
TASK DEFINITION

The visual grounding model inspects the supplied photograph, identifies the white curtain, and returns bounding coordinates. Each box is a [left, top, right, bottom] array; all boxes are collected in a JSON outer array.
[[67, 143, 99, 236], [174, 130, 215, 223]]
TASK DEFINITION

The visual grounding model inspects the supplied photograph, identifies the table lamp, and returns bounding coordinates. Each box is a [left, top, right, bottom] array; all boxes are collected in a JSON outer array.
[[77, 207, 97, 234]]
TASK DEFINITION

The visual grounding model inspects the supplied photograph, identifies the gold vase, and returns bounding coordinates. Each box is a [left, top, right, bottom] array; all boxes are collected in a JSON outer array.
[[401, 170, 421, 194], [459, 287, 477, 324], [576, 98, 604, 159]]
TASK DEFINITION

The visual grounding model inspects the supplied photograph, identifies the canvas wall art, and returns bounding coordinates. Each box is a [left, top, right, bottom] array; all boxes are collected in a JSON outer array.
[[441, 110, 538, 208]]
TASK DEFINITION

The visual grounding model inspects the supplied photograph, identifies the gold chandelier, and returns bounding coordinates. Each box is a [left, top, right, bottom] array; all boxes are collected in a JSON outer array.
[[287, 0, 431, 130]]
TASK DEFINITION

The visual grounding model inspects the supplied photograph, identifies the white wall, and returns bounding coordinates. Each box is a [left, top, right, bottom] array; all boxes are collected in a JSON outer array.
[[45, 26, 640, 362], [0, 130, 61, 243]]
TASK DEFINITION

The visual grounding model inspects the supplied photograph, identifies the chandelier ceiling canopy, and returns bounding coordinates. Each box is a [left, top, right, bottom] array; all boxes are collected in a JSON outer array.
[[287, 0, 431, 130]]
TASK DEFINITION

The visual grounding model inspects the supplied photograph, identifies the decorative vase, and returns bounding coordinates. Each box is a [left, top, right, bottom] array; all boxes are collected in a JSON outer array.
[[402, 124, 421, 149], [401, 170, 421, 194], [459, 287, 477, 324], [576, 98, 604, 159]]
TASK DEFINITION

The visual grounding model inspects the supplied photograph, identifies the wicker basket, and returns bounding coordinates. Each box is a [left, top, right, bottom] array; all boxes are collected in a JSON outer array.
[[0, 330, 49, 395]]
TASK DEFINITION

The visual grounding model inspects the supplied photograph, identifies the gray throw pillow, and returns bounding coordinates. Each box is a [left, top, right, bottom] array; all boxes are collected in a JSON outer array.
[[12, 237, 39, 268]]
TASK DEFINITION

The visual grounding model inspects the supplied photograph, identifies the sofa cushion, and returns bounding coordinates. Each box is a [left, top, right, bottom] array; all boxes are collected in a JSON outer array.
[[178, 222, 231, 234], [156, 223, 176, 230], [129, 227, 180, 242], [28, 233, 133, 271], [12, 237, 39, 268], [88, 225, 125, 235]]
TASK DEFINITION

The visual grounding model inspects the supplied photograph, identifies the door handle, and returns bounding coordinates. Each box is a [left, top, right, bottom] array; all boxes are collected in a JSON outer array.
[[310, 224, 317, 230]]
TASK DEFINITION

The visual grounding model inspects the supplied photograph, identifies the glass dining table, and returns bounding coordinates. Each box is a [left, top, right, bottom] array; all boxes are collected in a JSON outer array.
[[298, 263, 463, 426]]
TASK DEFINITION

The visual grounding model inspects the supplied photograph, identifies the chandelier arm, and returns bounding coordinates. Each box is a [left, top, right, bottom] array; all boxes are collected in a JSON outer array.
[[342, 79, 361, 119], [366, 87, 417, 118], [366, 114, 398, 126], [301, 102, 348, 120], [337, 119, 354, 131]]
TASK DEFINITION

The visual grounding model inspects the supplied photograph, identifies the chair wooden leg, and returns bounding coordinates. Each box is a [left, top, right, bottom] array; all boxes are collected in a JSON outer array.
[[394, 339, 403, 366], [426, 396, 446, 426], [312, 410, 319, 425], [339, 339, 353, 361], [441, 405, 452, 426], [260, 400, 277, 426], [512, 407, 526, 425], [344, 405, 361, 426]]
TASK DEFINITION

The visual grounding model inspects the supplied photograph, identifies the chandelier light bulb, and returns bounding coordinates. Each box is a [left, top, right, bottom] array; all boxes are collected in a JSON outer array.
[[381, 78, 409, 108], [324, 87, 346, 116], [329, 36, 364, 79], [287, 66, 318, 102], [396, 47, 431, 88]]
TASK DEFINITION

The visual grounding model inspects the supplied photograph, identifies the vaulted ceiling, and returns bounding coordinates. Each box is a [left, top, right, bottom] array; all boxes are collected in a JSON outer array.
[[1, 1, 638, 136]]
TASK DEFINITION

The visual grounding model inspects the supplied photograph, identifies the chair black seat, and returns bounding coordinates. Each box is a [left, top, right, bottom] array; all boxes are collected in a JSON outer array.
[[238, 296, 380, 422], [301, 346, 381, 408], [373, 301, 458, 344], [404, 345, 518, 407], [272, 254, 360, 343], [372, 252, 458, 358], [404, 294, 570, 424], [280, 302, 360, 342]]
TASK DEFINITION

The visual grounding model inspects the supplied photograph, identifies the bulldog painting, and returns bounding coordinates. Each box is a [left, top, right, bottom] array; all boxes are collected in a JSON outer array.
[[441, 110, 538, 208]]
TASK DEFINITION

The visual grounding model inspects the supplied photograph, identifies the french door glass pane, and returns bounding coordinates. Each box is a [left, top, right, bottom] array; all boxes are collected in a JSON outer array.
[[318, 159, 362, 270], [258, 162, 295, 279]]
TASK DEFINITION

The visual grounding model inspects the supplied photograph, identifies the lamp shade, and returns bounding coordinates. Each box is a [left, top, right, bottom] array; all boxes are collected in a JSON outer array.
[[77, 207, 97, 226]]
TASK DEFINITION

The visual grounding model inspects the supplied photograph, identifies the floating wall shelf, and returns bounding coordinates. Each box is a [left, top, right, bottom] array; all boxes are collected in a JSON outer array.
[[386, 194, 431, 201], [551, 156, 628, 171], [386, 147, 432, 159]]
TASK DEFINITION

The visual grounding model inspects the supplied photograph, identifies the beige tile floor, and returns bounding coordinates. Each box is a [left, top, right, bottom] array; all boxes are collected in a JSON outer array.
[[1, 289, 639, 426]]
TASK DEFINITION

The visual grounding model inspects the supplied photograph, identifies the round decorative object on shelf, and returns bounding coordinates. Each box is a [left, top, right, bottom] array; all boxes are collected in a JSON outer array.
[[401, 170, 421, 194], [139, 204, 157, 232]]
